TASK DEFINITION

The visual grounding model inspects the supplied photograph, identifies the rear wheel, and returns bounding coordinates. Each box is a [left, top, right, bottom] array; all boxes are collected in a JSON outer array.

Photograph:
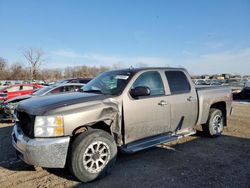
[[69, 129, 117, 182], [202, 108, 224, 137]]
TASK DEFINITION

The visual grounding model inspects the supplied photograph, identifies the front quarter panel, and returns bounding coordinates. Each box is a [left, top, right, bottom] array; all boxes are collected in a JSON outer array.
[[47, 97, 122, 141]]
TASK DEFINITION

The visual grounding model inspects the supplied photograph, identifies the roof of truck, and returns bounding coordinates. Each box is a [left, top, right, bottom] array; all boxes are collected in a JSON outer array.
[[115, 67, 187, 73]]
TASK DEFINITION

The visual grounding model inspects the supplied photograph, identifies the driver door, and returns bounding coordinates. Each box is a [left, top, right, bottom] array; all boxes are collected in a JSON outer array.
[[123, 71, 171, 144]]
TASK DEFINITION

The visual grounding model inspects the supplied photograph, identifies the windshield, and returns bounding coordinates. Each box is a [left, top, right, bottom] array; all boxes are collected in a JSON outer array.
[[82, 70, 133, 95], [33, 83, 60, 96]]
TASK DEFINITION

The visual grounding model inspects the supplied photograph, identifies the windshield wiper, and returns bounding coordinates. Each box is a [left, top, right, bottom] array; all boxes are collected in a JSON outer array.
[[83, 89, 103, 94]]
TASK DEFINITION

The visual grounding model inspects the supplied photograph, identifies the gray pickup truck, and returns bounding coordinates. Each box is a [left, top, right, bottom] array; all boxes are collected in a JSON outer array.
[[12, 67, 232, 182]]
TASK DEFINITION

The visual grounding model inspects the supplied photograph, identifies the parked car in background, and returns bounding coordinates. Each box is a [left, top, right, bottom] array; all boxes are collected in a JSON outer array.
[[209, 80, 222, 86], [233, 81, 250, 100], [3, 81, 12, 86], [194, 79, 223, 86], [46, 78, 91, 86], [0, 84, 43, 102], [14, 81, 23, 84], [0, 83, 85, 121], [194, 79, 210, 85], [57, 78, 92, 84]]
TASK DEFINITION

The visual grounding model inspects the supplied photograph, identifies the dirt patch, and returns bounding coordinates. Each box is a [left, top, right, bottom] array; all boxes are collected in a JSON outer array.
[[0, 103, 249, 188]]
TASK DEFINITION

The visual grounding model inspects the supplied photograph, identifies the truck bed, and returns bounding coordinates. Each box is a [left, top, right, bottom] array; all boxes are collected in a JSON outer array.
[[195, 85, 232, 125]]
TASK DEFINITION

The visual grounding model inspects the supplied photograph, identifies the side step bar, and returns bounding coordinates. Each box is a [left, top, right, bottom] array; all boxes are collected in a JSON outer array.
[[176, 129, 197, 138], [120, 130, 196, 153]]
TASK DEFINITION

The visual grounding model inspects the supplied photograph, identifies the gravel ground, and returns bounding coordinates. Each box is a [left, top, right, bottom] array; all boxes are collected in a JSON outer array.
[[0, 102, 249, 188]]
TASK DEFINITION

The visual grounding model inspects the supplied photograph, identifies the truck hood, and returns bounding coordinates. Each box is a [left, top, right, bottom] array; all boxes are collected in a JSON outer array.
[[17, 92, 110, 115]]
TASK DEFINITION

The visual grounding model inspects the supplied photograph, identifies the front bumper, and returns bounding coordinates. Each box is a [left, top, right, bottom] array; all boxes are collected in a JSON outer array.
[[12, 124, 70, 168]]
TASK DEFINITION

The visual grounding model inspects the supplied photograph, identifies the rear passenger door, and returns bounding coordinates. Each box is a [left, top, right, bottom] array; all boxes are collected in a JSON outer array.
[[164, 70, 198, 132]]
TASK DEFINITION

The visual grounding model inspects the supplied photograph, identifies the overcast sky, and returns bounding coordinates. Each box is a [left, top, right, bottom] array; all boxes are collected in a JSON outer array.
[[0, 0, 250, 74]]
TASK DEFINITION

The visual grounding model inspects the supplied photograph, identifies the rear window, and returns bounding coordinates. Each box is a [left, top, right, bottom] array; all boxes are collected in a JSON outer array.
[[165, 71, 191, 94]]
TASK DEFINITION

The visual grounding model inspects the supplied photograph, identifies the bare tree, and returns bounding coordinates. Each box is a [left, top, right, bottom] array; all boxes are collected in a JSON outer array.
[[63, 65, 109, 79], [9, 63, 22, 80], [0, 57, 6, 69], [22, 48, 45, 80], [0, 54, 109, 81], [112, 62, 124, 70], [0, 57, 8, 80]]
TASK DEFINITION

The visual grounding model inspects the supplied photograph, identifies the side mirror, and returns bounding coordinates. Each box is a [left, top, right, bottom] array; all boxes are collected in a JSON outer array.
[[130, 86, 151, 98]]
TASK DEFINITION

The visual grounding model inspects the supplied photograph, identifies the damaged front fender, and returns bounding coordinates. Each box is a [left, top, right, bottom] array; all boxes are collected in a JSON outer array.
[[56, 97, 123, 145]]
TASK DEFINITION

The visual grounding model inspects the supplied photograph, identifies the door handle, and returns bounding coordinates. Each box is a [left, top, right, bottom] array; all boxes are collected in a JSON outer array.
[[187, 96, 195, 102], [158, 100, 168, 106]]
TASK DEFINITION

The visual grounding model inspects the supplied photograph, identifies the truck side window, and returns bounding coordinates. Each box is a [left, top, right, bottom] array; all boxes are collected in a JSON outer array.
[[165, 71, 191, 94], [132, 71, 165, 96]]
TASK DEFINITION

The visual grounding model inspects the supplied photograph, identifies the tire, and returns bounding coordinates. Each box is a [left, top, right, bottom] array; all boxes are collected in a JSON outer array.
[[202, 108, 225, 137], [68, 129, 117, 182]]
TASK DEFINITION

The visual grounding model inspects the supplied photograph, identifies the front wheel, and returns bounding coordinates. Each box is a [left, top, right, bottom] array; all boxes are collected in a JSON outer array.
[[202, 108, 225, 137], [69, 129, 117, 182]]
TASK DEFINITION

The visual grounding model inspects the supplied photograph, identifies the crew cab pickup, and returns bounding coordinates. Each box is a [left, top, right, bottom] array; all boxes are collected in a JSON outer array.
[[12, 67, 232, 182]]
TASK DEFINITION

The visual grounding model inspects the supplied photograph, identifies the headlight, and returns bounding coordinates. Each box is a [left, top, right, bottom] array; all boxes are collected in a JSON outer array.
[[6, 103, 17, 110], [34, 115, 64, 137]]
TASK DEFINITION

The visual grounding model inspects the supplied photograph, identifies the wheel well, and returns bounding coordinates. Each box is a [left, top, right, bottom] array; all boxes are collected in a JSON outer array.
[[210, 102, 227, 126], [66, 121, 112, 168], [89, 121, 112, 134], [72, 121, 112, 138]]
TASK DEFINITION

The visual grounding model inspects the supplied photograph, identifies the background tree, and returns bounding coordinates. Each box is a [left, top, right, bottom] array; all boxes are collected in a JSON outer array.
[[0, 54, 110, 81], [63, 65, 109, 79], [22, 48, 45, 80], [9, 63, 24, 80], [112, 62, 124, 70], [0, 57, 8, 80]]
